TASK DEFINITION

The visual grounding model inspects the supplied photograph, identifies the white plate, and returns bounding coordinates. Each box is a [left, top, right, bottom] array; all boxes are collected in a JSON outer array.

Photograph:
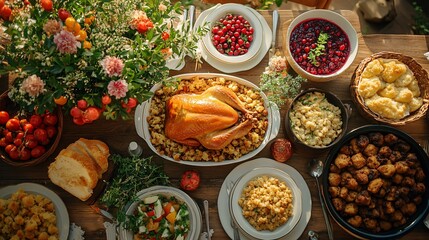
[[0, 183, 69, 239], [118, 186, 202, 240], [218, 158, 311, 240], [194, 5, 272, 73], [230, 167, 302, 239], [202, 3, 263, 64]]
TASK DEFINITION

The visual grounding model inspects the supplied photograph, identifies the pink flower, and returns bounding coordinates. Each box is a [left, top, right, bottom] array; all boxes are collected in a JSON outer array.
[[107, 80, 128, 99], [53, 30, 81, 54], [20, 75, 46, 97], [100, 56, 124, 77], [43, 19, 61, 36], [158, 4, 167, 12]]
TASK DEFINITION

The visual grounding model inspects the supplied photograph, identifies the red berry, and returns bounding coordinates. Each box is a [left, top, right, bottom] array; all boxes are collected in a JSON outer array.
[[40, 0, 53, 12], [77, 99, 88, 110]]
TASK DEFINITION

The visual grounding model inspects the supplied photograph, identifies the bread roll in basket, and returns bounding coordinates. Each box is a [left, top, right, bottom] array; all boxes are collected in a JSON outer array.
[[350, 51, 429, 125]]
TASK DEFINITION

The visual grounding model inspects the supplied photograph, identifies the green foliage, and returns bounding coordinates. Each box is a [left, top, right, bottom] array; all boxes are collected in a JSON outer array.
[[260, 72, 306, 107], [0, 0, 208, 119], [412, 1, 429, 35], [100, 154, 170, 210]]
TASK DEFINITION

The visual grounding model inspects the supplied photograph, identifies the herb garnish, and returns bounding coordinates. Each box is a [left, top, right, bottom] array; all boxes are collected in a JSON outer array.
[[260, 73, 307, 107], [100, 154, 170, 210], [308, 32, 329, 66]]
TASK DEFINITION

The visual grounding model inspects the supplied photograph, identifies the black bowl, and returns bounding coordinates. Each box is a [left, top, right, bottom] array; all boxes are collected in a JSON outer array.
[[285, 88, 351, 152], [322, 125, 429, 239]]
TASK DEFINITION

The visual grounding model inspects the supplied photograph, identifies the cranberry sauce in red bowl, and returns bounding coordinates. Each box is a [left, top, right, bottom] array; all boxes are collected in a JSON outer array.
[[289, 18, 350, 75], [211, 13, 254, 56]]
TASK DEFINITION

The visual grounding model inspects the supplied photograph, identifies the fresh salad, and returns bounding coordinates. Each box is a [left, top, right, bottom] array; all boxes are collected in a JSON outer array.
[[132, 194, 190, 240]]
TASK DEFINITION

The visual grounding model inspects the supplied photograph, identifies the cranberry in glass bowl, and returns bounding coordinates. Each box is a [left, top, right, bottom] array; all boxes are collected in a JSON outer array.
[[286, 10, 358, 82], [202, 3, 263, 64]]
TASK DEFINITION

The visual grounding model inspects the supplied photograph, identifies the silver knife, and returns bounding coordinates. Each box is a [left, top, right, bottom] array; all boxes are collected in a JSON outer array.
[[269, 10, 279, 59]]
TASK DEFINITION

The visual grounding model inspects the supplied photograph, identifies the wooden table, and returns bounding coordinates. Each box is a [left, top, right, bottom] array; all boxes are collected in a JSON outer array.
[[1, 10, 429, 240]]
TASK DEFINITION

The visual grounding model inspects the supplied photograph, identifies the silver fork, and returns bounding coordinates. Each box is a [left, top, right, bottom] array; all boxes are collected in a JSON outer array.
[[226, 181, 241, 240]]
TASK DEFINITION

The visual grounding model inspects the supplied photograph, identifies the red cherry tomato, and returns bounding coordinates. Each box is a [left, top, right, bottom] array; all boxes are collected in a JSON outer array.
[[6, 118, 20, 131], [25, 135, 38, 149], [180, 170, 200, 191], [23, 123, 34, 133], [73, 117, 85, 125], [43, 113, 58, 126], [19, 147, 31, 161], [46, 126, 57, 139], [70, 107, 83, 118], [0, 5, 12, 21], [83, 107, 100, 122], [0, 111, 9, 124], [31, 145, 46, 158], [5, 132, 13, 143], [8, 146, 19, 160], [0, 137, 7, 147], [30, 115, 43, 128], [102, 95, 111, 105], [58, 8, 71, 22], [34, 128, 48, 143], [77, 99, 88, 110], [40, 0, 53, 12]]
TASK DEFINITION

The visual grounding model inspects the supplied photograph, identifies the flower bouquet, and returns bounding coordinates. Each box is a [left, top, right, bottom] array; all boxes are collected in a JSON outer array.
[[0, 0, 207, 123]]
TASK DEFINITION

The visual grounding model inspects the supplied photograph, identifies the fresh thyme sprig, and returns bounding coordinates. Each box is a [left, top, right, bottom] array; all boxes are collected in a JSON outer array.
[[260, 72, 307, 107], [308, 32, 329, 66]]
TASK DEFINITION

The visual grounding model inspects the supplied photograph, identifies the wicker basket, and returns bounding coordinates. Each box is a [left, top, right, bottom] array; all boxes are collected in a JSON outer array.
[[350, 51, 429, 125], [0, 91, 63, 167]]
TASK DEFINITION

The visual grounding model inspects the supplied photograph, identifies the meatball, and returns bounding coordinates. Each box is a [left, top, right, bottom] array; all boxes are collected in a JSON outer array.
[[357, 135, 370, 149], [329, 164, 341, 174], [385, 186, 399, 201], [369, 132, 384, 147], [415, 167, 425, 182], [384, 133, 399, 146], [355, 190, 371, 206], [363, 144, 378, 157], [344, 178, 359, 191], [347, 215, 363, 228], [413, 182, 426, 194], [379, 221, 392, 231], [378, 146, 393, 158], [383, 201, 395, 214], [339, 187, 348, 199], [402, 176, 415, 187], [345, 191, 358, 203], [350, 138, 361, 154], [344, 203, 359, 216], [368, 178, 384, 194], [355, 170, 369, 185], [332, 198, 346, 211], [351, 153, 367, 169], [339, 145, 353, 155], [328, 186, 340, 198], [392, 174, 403, 185], [405, 153, 418, 167], [401, 202, 417, 216], [391, 210, 404, 221], [335, 153, 351, 169], [377, 164, 396, 178], [328, 173, 341, 187], [393, 140, 411, 153], [363, 218, 378, 230], [367, 155, 381, 169], [395, 161, 410, 174]]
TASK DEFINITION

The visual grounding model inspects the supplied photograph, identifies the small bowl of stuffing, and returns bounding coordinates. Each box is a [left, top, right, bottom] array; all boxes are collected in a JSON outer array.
[[285, 88, 351, 152], [229, 167, 302, 239]]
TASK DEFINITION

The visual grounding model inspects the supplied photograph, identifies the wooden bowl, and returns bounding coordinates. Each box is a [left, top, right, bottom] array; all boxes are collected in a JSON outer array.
[[0, 91, 63, 167], [350, 51, 429, 125]]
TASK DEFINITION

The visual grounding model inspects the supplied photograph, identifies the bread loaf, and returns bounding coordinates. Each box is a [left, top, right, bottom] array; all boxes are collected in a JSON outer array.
[[48, 138, 110, 201]]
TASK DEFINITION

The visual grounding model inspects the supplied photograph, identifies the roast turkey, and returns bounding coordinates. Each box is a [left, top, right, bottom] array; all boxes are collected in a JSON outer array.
[[165, 86, 254, 150]]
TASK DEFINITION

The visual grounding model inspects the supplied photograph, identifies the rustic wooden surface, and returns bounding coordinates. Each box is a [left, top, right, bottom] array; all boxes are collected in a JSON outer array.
[[1, 10, 429, 240]]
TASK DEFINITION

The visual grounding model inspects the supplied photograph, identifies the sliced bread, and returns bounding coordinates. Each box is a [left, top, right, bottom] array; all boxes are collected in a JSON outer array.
[[76, 138, 109, 174]]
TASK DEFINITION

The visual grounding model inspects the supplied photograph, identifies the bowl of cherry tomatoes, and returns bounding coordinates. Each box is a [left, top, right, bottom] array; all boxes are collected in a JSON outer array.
[[0, 91, 63, 167], [202, 3, 263, 64]]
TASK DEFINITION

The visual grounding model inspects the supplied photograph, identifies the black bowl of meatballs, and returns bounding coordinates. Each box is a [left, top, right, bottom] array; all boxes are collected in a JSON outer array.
[[322, 125, 429, 239]]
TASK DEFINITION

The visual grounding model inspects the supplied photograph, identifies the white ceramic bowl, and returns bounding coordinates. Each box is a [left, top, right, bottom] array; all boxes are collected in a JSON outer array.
[[202, 3, 263, 64], [230, 167, 302, 240], [134, 73, 280, 167], [286, 10, 358, 82], [118, 186, 202, 240]]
